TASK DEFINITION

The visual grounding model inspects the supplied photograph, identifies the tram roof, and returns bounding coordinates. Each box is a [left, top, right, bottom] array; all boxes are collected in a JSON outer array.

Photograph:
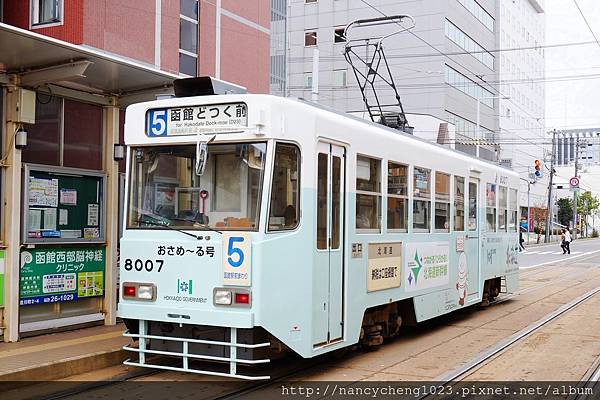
[[294, 97, 516, 175], [125, 93, 517, 176]]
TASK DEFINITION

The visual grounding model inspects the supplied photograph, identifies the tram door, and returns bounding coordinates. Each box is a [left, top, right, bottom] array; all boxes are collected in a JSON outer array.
[[466, 178, 480, 303], [314, 143, 345, 345]]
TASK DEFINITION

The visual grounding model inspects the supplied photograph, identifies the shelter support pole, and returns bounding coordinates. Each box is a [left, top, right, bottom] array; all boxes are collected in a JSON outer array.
[[3, 85, 23, 342], [102, 101, 119, 325]]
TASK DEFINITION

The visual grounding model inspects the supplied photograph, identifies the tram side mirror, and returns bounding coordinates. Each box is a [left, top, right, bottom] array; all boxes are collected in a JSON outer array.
[[195, 142, 208, 176]]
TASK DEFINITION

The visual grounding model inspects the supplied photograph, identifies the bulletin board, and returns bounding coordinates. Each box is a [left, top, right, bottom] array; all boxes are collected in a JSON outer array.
[[22, 164, 106, 244]]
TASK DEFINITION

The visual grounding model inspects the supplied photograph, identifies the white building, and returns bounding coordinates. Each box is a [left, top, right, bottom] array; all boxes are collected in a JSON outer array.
[[497, 0, 547, 220]]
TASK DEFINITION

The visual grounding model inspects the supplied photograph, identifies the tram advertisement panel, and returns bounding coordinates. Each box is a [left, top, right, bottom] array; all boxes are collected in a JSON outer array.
[[19, 247, 105, 306], [404, 242, 450, 292], [367, 242, 402, 292]]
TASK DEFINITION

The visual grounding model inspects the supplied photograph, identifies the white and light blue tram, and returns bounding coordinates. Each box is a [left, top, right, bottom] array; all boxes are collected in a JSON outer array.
[[118, 80, 520, 380]]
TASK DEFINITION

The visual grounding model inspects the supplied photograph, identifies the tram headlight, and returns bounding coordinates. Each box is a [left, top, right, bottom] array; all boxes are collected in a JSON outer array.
[[214, 289, 232, 305], [123, 282, 156, 301], [137, 285, 155, 300]]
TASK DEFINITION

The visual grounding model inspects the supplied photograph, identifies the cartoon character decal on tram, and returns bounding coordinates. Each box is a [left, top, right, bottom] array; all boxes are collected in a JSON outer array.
[[456, 252, 468, 306]]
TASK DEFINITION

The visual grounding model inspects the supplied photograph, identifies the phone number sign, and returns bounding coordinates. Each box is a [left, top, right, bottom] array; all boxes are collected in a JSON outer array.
[[20, 247, 105, 306]]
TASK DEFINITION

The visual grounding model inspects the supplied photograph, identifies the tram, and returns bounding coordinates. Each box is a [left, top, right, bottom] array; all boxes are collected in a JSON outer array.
[[118, 79, 520, 379]]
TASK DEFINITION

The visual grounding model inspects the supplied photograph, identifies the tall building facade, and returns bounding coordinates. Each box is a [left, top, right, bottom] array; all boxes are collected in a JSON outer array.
[[2, 0, 271, 92], [285, 0, 499, 161], [554, 128, 600, 167], [496, 0, 546, 214]]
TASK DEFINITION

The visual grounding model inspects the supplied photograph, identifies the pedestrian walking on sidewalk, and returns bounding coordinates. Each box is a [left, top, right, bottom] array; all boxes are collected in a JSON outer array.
[[564, 228, 572, 254], [519, 229, 525, 251], [561, 229, 571, 254]]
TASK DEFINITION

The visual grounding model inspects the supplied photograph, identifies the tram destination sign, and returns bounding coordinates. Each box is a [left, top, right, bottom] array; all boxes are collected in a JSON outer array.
[[146, 102, 248, 137]]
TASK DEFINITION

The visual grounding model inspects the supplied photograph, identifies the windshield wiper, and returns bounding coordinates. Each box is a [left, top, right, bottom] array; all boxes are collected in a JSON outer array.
[[136, 218, 203, 240], [170, 217, 223, 235]]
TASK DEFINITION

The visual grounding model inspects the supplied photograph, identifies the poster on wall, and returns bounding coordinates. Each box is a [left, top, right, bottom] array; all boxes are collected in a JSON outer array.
[[404, 242, 450, 292], [19, 247, 105, 306], [367, 242, 402, 292], [29, 177, 59, 207]]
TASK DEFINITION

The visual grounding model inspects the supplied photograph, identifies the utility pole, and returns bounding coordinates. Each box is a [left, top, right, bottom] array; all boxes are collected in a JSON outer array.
[[545, 129, 557, 243], [572, 137, 584, 240]]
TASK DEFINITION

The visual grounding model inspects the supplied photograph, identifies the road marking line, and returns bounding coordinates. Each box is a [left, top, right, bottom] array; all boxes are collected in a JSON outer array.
[[538, 251, 553, 255], [520, 250, 600, 270], [523, 251, 540, 254]]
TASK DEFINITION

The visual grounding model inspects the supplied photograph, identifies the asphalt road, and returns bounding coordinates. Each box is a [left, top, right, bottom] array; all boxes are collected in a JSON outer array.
[[519, 237, 600, 269]]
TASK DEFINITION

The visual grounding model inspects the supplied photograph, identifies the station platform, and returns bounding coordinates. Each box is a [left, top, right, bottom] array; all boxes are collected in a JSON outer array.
[[0, 323, 129, 381]]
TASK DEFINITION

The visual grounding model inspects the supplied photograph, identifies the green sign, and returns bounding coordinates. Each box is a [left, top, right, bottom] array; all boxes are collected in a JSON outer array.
[[20, 246, 105, 306], [0, 250, 5, 308]]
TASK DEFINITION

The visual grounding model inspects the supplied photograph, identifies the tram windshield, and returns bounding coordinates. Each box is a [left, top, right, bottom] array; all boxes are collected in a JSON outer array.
[[128, 143, 267, 231]]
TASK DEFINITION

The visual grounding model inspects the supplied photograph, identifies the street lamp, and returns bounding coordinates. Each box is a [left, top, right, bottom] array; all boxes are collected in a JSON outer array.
[[476, 95, 510, 158]]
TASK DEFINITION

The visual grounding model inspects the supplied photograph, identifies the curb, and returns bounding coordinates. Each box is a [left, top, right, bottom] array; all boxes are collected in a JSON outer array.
[[0, 347, 127, 387]]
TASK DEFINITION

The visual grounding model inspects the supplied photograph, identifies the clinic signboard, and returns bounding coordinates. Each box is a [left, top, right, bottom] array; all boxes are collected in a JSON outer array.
[[20, 247, 105, 306]]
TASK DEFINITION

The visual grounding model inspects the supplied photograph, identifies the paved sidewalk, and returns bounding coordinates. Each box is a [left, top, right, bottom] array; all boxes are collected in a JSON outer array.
[[0, 323, 129, 381]]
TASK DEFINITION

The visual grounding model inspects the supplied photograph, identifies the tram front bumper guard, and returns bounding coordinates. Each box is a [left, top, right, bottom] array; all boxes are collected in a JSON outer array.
[[123, 320, 271, 380]]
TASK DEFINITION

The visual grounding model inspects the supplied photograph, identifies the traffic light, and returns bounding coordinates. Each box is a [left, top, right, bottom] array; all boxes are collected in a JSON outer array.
[[534, 159, 541, 177]]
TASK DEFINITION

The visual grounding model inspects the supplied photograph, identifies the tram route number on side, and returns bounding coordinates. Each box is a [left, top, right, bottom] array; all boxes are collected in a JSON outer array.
[[123, 258, 164, 272]]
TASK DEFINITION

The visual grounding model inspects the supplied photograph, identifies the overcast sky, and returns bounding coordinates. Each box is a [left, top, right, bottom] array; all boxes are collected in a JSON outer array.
[[545, 0, 600, 130]]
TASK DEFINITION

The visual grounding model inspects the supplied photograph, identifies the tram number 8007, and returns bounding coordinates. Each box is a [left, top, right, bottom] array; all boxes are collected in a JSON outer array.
[[123, 258, 164, 272]]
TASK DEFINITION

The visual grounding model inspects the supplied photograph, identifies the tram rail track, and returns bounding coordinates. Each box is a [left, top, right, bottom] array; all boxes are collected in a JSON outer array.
[[25, 253, 600, 399], [422, 285, 600, 397]]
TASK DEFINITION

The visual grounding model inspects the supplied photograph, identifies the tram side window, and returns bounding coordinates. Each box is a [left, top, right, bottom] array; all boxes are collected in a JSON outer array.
[[435, 172, 450, 232], [387, 162, 408, 231], [486, 183, 497, 231], [413, 166, 431, 232], [498, 186, 508, 232], [468, 181, 477, 231], [268, 143, 300, 231], [356, 155, 381, 232], [454, 176, 465, 231], [509, 188, 518, 232]]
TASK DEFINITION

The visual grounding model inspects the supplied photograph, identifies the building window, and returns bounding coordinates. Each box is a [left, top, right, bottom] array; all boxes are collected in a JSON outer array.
[[456, 0, 494, 32], [305, 0, 317, 3], [23, 95, 104, 171], [454, 176, 465, 231], [387, 162, 408, 231], [304, 72, 313, 88], [334, 28, 345, 43], [445, 19, 494, 69], [445, 65, 494, 107], [333, 69, 347, 87], [305, 31, 317, 46], [269, 143, 300, 231], [435, 172, 450, 232], [356, 156, 381, 231], [413, 166, 431, 232], [31, 0, 62, 26], [179, 0, 199, 76], [486, 183, 497, 231]]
